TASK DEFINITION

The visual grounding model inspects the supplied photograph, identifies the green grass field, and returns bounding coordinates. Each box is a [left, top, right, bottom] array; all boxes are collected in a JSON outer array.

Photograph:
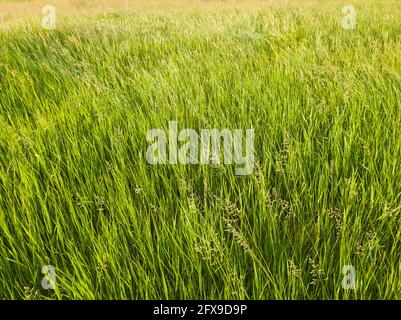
[[1, 0, 401, 299]]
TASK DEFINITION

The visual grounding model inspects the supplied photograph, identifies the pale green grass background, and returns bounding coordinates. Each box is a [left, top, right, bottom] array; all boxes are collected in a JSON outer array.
[[1, 0, 401, 299]]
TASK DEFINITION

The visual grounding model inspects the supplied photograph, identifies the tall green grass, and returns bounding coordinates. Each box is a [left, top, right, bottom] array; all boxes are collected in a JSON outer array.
[[1, 0, 401, 299]]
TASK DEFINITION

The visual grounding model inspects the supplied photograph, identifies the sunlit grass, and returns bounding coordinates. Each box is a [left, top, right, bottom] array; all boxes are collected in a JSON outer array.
[[0, 0, 401, 299]]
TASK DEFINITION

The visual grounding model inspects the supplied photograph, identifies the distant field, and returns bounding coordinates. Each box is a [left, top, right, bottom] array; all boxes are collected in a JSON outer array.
[[1, 0, 401, 299]]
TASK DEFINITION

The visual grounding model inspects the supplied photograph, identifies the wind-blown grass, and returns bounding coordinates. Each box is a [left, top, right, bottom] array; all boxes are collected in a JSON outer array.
[[1, 0, 401, 299]]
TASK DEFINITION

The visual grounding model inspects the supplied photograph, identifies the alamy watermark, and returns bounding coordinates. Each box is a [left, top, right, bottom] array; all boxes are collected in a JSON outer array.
[[146, 121, 254, 175], [341, 265, 356, 289], [42, 5, 56, 30], [41, 265, 56, 290], [341, 5, 356, 30]]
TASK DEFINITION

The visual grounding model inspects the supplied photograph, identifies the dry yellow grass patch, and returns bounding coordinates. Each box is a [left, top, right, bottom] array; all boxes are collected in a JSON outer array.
[[0, 0, 299, 28], [0, 0, 290, 16]]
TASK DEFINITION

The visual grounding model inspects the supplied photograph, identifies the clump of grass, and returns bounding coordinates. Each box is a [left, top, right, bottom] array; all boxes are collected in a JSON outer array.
[[1, 0, 401, 299]]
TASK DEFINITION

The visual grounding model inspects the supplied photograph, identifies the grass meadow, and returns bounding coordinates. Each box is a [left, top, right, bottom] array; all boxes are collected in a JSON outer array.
[[1, 0, 401, 299]]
